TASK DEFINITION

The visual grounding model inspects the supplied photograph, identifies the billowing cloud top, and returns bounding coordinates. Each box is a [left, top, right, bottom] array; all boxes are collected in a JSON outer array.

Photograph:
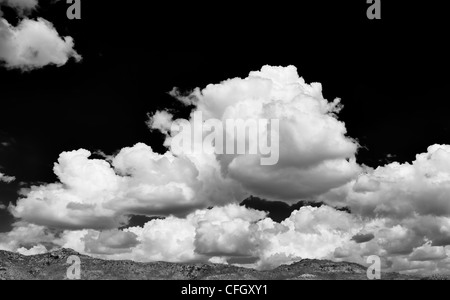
[[3, 66, 450, 275]]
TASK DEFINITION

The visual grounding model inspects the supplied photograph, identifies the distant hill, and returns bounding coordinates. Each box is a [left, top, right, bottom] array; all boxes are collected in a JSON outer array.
[[0, 248, 419, 280]]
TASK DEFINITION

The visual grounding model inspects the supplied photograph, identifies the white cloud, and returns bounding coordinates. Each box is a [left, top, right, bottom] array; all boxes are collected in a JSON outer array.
[[299, 144, 450, 273], [11, 66, 360, 230], [409, 243, 447, 262], [118, 204, 267, 263], [17, 244, 47, 256], [323, 144, 450, 220], [0, 0, 38, 13], [54, 229, 88, 254], [11, 143, 243, 229], [147, 111, 173, 134], [127, 217, 198, 263], [11, 149, 130, 230], [192, 204, 266, 258], [49, 205, 363, 269], [119, 205, 450, 273], [0, 222, 56, 252], [0, 172, 15, 183], [155, 65, 361, 201], [253, 205, 362, 269], [0, 0, 80, 70], [109, 143, 206, 216], [0, 18, 81, 70], [83, 229, 139, 255], [5, 204, 450, 274], [37, 204, 269, 264]]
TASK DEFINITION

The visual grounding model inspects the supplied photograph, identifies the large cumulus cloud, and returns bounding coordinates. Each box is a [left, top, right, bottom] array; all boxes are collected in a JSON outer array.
[[152, 65, 361, 201], [11, 66, 360, 230]]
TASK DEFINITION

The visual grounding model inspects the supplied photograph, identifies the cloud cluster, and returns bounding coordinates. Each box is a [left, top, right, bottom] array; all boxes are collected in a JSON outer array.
[[121, 204, 450, 273], [5, 65, 450, 275], [123, 204, 359, 268], [3, 204, 361, 268], [4, 203, 450, 274], [0, 222, 57, 253], [11, 143, 243, 229], [314, 145, 450, 273], [0, 0, 81, 70], [340, 145, 450, 220]]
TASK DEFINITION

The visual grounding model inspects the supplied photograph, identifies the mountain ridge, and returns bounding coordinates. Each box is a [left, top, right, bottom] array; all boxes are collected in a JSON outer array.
[[0, 248, 422, 280]]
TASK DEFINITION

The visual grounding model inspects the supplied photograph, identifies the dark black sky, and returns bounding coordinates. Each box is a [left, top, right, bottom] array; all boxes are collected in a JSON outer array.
[[0, 1, 448, 231]]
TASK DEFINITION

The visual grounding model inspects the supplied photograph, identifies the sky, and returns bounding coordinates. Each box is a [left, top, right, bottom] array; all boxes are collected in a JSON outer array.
[[1, 0, 450, 274]]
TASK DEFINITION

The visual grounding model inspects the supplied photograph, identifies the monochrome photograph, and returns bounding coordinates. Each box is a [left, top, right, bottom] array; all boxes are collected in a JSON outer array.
[[0, 0, 449, 289]]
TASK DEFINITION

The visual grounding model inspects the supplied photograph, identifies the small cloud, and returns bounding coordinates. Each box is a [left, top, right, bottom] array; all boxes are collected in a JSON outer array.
[[0, 18, 81, 70], [0, 172, 15, 183], [168, 87, 198, 106]]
